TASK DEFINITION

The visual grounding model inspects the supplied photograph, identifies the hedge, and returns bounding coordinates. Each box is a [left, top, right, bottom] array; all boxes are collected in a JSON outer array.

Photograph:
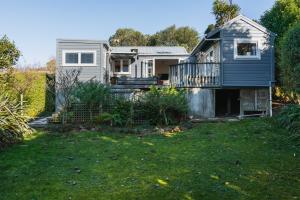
[[13, 72, 55, 118]]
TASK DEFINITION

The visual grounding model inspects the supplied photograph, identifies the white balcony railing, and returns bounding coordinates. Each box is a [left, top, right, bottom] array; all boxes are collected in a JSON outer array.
[[169, 63, 221, 88]]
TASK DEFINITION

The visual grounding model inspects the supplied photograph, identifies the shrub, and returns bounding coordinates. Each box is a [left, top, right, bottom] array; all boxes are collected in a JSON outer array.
[[0, 95, 32, 149], [111, 98, 134, 126], [276, 104, 300, 144], [94, 112, 113, 125], [71, 80, 111, 108], [280, 23, 300, 103], [140, 86, 188, 125]]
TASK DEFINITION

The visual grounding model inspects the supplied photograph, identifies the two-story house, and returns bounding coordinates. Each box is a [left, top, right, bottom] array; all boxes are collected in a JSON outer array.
[[56, 15, 275, 118]]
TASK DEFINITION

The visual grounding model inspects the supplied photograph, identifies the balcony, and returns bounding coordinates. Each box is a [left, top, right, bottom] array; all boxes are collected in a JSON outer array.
[[169, 63, 221, 88]]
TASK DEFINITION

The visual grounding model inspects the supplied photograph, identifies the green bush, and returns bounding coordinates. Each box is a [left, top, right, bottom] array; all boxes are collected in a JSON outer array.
[[71, 80, 111, 108], [111, 98, 134, 126], [280, 23, 300, 103], [94, 112, 113, 125], [140, 86, 188, 125], [0, 95, 32, 149], [276, 104, 300, 144]]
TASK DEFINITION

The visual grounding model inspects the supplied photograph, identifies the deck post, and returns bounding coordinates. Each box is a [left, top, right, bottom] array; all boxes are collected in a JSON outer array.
[[269, 83, 273, 117]]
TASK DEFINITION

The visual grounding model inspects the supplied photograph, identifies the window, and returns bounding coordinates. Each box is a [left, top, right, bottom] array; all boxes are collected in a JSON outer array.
[[147, 60, 153, 77], [113, 59, 131, 74], [62, 50, 96, 66], [122, 60, 129, 72], [206, 51, 214, 62], [65, 53, 79, 64], [81, 53, 94, 64], [115, 60, 121, 72], [234, 39, 260, 59]]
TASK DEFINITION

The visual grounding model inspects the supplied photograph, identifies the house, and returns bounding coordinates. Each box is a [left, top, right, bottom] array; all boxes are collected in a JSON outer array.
[[56, 15, 275, 118]]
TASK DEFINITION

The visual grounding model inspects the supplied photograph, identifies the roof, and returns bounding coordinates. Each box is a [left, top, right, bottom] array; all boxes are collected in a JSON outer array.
[[111, 46, 188, 56], [191, 14, 276, 55], [57, 39, 109, 44]]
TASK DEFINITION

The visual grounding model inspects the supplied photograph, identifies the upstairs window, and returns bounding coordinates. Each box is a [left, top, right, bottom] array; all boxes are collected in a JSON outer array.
[[234, 39, 260, 60], [65, 53, 79, 64], [81, 53, 94, 64], [63, 50, 96, 66]]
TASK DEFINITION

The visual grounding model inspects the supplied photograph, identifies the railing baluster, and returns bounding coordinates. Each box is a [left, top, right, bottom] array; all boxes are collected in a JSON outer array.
[[168, 62, 220, 88]]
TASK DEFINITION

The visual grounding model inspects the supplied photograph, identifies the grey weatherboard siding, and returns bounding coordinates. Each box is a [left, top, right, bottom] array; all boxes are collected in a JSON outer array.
[[56, 39, 108, 83], [219, 16, 275, 87]]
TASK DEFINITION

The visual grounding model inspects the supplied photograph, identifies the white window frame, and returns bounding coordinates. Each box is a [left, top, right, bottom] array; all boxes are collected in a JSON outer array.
[[144, 59, 154, 78], [234, 39, 261, 60], [62, 50, 97, 66], [113, 59, 131, 74]]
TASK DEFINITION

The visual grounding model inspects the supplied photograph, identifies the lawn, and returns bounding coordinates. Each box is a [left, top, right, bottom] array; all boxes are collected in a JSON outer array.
[[1, 119, 299, 200]]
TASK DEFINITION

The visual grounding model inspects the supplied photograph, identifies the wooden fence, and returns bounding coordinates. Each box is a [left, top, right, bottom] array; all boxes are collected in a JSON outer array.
[[169, 63, 221, 88]]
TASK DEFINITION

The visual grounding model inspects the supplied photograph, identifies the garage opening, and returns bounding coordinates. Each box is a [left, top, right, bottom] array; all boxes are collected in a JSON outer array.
[[215, 89, 240, 117]]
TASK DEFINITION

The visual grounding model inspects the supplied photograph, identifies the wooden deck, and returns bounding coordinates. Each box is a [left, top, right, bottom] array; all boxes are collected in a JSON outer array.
[[112, 77, 161, 89], [169, 63, 221, 88]]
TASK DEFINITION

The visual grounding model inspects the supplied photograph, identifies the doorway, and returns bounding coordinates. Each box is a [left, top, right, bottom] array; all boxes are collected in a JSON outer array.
[[215, 89, 240, 117]]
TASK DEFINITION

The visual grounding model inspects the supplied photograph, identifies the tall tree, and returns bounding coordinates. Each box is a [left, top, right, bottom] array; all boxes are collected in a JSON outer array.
[[260, 0, 300, 85], [212, 0, 240, 27], [205, 24, 216, 34], [109, 28, 148, 46], [0, 35, 21, 91], [280, 23, 300, 102], [260, 0, 300, 46], [0, 35, 21, 69], [175, 27, 200, 52], [148, 25, 199, 52]]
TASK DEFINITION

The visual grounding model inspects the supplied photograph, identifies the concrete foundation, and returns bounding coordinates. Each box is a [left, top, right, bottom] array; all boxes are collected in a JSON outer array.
[[186, 88, 215, 119]]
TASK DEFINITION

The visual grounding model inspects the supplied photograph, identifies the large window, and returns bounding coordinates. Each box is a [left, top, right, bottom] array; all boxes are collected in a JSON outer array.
[[62, 50, 96, 66], [234, 39, 260, 59], [65, 53, 79, 64], [113, 59, 131, 74]]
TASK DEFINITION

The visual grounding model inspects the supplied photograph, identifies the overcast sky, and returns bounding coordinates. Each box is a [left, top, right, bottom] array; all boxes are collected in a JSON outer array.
[[0, 0, 275, 66]]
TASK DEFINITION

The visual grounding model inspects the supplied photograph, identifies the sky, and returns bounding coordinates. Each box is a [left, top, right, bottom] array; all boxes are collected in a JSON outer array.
[[0, 0, 275, 67]]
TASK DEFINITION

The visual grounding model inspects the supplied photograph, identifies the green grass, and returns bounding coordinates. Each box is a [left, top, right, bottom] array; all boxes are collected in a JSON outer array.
[[1, 119, 299, 200]]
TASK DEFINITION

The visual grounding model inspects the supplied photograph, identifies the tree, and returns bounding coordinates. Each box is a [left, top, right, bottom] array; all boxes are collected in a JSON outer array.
[[260, 0, 300, 87], [0, 35, 21, 91], [260, 0, 300, 45], [0, 35, 21, 69], [109, 28, 148, 46], [280, 23, 300, 103], [148, 25, 178, 46], [46, 58, 56, 74], [148, 25, 199, 52], [175, 27, 199, 52], [212, 0, 240, 27], [205, 24, 216, 34]]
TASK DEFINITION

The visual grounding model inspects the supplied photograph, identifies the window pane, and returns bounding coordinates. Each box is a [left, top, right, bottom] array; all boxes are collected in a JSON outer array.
[[81, 53, 94, 64], [65, 53, 78, 64], [237, 43, 257, 56], [122, 60, 129, 72], [115, 60, 121, 72], [147, 60, 153, 76]]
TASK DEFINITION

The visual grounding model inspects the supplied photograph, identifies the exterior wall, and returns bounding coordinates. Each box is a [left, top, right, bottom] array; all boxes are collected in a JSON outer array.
[[221, 19, 275, 87], [187, 88, 215, 118], [56, 39, 108, 110], [196, 42, 220, 63], [56, 39, 107, 82]]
